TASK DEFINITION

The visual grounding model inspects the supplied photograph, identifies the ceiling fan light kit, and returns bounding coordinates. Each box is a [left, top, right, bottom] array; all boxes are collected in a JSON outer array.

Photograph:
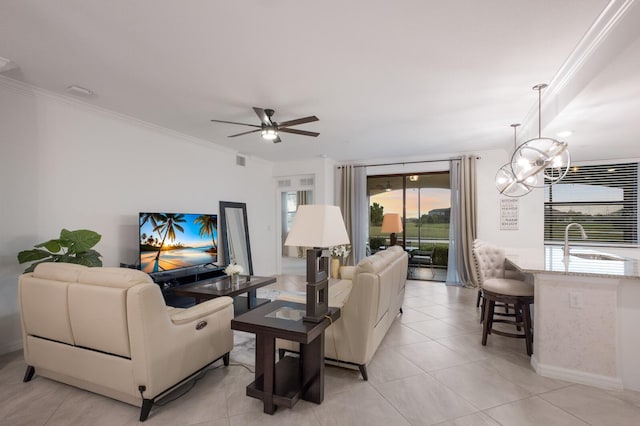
[[497, 83, 571, 197], [211, 107, 319, 144], [261, 127, 278, 140]]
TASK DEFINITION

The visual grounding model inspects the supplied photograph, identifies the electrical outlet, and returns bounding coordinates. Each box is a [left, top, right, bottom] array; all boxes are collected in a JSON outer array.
[[569, 291, 584, 308]]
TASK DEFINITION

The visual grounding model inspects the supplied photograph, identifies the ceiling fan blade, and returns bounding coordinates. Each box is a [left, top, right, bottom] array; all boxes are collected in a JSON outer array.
[[210, 119, 260, 128], [228, 129, 261, 138], [278, 128, 320, 137], [273, 135, 282, 144], [253, 107, 272, 125], [278, 115, 319, 128]]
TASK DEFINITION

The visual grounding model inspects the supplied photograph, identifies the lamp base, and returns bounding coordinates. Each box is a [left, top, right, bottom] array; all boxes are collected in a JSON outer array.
[[303, 248, 329, 323], [303, 280, 329, 322], [390, 233, 397, 246]]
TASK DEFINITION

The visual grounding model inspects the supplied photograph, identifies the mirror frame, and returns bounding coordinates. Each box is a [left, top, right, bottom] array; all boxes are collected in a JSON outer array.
[[219, 201, 254, 275]]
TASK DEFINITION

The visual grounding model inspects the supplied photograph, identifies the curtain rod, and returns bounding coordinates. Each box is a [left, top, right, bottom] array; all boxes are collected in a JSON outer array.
[[336, 156, 479, 169]]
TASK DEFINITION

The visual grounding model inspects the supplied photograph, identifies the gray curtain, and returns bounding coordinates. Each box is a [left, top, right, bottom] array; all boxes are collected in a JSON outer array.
[[336, 165, 368, 265], [296, 190, 308, 206], [446, 156, 477, 286]]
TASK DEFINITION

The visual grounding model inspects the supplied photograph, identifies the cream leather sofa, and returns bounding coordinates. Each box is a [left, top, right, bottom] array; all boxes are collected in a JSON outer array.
[[19, 263, 234, 421], [278, 246, 408, 380]]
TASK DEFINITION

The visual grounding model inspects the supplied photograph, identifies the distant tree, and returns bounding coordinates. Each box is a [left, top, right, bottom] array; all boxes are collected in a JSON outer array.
[[370, 203, 384, 226]]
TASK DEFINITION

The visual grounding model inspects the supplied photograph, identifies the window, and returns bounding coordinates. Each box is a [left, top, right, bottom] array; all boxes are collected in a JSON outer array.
[[544, 162, 638, 245]]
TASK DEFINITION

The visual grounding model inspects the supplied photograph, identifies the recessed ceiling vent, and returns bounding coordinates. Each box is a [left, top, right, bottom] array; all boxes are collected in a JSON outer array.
[[236, 155, 246, 167], [0, 56, 17, 73], [66, 85, 94, 96]]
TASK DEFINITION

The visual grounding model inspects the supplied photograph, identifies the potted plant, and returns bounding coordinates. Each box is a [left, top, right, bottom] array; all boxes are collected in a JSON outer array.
[[224, 262, 244, 285], [17, 228, 103, 273], [329, 244, 351, 279]]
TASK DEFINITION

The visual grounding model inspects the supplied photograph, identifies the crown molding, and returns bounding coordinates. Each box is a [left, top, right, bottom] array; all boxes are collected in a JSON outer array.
[[0, 75, 273, 168], [518, 0, 639, 141]]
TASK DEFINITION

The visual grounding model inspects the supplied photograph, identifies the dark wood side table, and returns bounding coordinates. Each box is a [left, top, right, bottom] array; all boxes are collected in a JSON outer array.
[[172, 275, 276, 315], [231, 300, 340, 414]]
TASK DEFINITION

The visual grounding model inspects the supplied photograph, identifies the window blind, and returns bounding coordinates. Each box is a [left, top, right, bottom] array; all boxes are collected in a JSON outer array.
[[544, 162, 638, 245]]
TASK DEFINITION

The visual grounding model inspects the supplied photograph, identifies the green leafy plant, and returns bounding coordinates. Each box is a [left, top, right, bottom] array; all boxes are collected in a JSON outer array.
[[17, 229, 103, 273], [432, 243, 449, 267]]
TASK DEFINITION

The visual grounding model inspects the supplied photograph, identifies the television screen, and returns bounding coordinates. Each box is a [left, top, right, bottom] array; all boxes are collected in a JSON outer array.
[[139, 212, 218, 273]]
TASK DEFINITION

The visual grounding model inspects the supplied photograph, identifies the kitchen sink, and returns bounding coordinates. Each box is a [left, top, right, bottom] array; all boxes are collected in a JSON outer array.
[[570, 252, 625, 261]]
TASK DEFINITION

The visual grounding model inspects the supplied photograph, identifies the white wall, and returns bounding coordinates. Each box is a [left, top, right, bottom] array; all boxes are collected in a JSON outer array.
[[0, 79, 276, 354], [476, 149, 544, 249]]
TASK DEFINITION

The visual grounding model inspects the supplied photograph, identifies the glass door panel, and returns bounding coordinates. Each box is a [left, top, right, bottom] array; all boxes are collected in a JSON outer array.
[[367, 172, 451, 281]]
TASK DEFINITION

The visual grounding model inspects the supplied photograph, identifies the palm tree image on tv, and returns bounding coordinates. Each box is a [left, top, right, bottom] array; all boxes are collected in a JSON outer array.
[[194, 214, 218, 252], [139, 212, 218, 273]]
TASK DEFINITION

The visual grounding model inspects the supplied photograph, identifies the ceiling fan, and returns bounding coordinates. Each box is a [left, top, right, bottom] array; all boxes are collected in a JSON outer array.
[[210, 107, 319, 143]]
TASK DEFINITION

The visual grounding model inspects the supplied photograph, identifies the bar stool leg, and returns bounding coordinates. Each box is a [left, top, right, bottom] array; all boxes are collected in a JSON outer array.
[[522, 303, 533, 356], [515, 303, 523, 331], [482, 298, 494, 346]]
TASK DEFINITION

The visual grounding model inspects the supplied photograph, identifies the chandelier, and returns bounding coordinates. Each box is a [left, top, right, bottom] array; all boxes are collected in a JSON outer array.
[[496, 84, 571, 197], [509, 84, 571, 188], [495, 124, 534, 197]]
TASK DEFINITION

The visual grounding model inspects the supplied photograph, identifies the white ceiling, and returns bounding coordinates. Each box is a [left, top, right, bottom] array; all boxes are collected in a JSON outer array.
[[1, 0, 637, 163]]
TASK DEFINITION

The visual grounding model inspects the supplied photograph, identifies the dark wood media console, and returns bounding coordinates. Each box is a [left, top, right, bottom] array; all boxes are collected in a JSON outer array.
[[147, 264, 225, 307]]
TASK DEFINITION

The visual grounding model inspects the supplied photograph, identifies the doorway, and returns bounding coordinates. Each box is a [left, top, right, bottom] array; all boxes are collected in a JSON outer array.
[[280, 189, 313, 275]]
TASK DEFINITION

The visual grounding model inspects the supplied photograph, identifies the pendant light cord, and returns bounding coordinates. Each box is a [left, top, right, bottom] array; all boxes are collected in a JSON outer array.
[[510, 123, 520, 152], [532, 83, 548, 139]]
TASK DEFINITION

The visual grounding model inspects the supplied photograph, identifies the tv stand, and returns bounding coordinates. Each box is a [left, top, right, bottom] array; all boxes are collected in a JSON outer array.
[[148, 264, 225, 307]]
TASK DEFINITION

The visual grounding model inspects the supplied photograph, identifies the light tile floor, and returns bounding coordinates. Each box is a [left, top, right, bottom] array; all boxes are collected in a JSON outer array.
[[2, 278, 640, 425]]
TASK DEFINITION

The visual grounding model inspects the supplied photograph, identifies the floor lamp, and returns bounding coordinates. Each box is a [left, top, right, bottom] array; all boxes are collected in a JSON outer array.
[[284, 205, 350, 323], [381, 213, 403, 247]]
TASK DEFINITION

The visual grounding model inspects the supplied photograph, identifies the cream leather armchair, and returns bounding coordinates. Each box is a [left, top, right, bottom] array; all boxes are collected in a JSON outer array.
[[19, 263, 234, 421], [277, 246, 408, 380]]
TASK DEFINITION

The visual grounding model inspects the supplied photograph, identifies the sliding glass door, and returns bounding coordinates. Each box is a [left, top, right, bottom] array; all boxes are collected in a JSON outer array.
[[367, 172, 450, 281]]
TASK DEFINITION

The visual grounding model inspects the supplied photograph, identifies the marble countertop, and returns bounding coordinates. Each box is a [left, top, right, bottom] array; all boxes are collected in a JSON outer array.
[[505, 245, 640, 279]]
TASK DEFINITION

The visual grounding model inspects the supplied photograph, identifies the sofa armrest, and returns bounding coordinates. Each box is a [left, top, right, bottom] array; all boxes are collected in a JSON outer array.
[[128, 286, 234, 398], [169, 297, 233, 325], [340, 266, 355, 280]]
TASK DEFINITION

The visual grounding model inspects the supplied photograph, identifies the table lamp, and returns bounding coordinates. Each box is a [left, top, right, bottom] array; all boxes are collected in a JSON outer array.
[[381, 213, 403, 246], [284, 204, 350, 322]]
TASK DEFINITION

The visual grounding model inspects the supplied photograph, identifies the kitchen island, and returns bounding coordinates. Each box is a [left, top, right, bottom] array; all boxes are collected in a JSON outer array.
[[505, 246, 640, 392]]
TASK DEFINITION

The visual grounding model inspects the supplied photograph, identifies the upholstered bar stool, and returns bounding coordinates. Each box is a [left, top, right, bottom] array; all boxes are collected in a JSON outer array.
[[481, 279, 534, 355], [472, 240, 534, 356]]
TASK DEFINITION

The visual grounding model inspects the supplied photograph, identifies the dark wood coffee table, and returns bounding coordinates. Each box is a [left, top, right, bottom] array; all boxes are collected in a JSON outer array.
[[231, 300, 340, 414], [172, 275, 276, 315]]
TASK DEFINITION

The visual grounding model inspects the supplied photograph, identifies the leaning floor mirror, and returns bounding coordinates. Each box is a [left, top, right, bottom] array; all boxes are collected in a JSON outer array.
[[219, 201, 254, 276]]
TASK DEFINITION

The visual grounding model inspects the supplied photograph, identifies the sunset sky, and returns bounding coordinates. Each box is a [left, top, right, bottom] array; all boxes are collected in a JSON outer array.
[[371, 188, 451, 219]]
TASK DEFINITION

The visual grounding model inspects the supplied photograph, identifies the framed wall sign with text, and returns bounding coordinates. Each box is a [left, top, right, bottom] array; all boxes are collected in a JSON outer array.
[[500, 198, 519, 230]]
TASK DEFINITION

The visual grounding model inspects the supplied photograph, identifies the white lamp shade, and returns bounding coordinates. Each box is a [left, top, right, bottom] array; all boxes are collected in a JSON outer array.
[[284, 204, 350, 248], [381, 213, 403, 233]]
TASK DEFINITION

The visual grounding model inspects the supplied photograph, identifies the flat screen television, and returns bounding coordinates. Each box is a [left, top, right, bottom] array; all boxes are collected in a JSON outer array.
[[139, 212, 218, 273]]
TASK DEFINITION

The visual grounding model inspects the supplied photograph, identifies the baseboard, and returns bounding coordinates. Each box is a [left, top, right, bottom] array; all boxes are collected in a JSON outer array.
[[532, 355, 623, 391], [0, 339, 23, 355]]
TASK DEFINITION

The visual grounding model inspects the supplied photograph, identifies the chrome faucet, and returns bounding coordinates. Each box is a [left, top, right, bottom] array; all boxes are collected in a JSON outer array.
[[564, 223, 588, 257]]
